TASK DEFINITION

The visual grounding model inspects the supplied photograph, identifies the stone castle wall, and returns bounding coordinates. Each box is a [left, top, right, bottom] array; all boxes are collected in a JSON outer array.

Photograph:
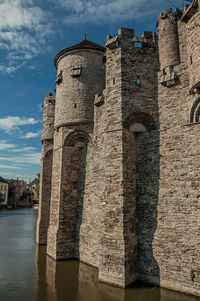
[[135, 9, 200, 296], [37, 3, 200, 297]]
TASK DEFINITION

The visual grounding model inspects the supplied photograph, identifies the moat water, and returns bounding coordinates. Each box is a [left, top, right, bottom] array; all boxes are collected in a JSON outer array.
[[0, 208, 199, 301]]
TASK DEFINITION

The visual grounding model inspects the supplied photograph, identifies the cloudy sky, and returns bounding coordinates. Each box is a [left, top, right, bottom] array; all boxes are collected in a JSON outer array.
[[0, 0, 183, 182]]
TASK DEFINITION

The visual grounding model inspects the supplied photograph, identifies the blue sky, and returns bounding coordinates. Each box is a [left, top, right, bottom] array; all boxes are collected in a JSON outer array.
[[0, 0, 184, 182]]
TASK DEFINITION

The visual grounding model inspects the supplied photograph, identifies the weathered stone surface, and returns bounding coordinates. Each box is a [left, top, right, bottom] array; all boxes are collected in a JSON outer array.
[[37, 4, 200, 297], [36, 93, 55, 245]]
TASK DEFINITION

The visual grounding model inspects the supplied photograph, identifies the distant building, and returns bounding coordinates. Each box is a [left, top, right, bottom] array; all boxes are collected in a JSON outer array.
[[0, 177, 9, 209], [7, 178, 27, 208], [28, 179, 36, 195]]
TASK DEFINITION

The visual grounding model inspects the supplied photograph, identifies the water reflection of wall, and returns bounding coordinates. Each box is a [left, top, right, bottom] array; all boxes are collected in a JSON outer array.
[[35, 245, 48, 301], [78, 262, 125, 301], [46, 257, 79, 301], [160, 288, 200, 301], [35, 246, 198, 301]]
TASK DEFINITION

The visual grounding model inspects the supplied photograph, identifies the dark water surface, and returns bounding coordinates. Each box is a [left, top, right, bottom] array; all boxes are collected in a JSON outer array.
[[0, 209, 199, 301]]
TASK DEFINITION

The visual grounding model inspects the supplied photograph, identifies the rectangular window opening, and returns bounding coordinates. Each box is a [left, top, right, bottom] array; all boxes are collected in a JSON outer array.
[[137, 76, 140, 86], [134, 42, 142, 48]]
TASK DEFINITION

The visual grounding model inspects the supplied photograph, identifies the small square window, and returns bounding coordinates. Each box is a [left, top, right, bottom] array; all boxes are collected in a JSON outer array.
[[135, 42, 142, 48], [70, 65, 82, 77], [137, 76, 140, 86]]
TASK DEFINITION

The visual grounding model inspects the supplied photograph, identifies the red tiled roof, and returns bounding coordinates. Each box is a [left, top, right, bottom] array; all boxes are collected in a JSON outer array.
[[54, 39, 105, 68]]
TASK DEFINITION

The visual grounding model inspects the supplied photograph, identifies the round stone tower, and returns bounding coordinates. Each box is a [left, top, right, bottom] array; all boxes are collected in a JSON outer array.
[[41, 93, 55, 142], [54, 38, 105, 128], [186, 5, 200, 93], [158, 8, 180, 70]]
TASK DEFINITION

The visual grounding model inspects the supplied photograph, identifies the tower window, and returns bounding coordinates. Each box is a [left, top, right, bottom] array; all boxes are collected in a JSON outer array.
[[190, 55, 193, 64], [113, 78, 115, 85], [137, 75, 140, 86], [70, 65, 82, 77], [74, 103, 77, 108], [135, 42, 142, 48], [55, 70, 63, 85]]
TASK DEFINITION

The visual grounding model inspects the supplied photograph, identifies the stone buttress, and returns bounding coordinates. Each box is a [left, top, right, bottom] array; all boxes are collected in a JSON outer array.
[[36, 93, 55, 245], [97, 28, 159, 287]]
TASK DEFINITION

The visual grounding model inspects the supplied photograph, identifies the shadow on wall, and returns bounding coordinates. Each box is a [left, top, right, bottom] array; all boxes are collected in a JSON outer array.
[[124, 109, 160, 287], [74, 144, 87, 259], [123, 108, 160, 286], [135, 128, 160, 285], [63, 129, 89, 260]]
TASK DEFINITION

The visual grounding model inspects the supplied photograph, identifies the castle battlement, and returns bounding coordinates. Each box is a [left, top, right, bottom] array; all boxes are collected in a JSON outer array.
[[106, 28, 157, 50], [37, 4, 200, 297]]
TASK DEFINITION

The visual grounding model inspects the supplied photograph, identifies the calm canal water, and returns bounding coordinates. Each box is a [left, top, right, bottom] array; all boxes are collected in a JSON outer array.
[[0, 208, 199, 301]]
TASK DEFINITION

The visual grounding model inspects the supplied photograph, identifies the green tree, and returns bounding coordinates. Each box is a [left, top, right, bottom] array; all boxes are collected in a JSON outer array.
[[34, 173, 40, 201]]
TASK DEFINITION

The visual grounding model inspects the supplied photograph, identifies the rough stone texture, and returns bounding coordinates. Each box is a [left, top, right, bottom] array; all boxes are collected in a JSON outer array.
[[186, 10, 200, 92], [54, 49, 105, 128], [36, 141, 53, 245], [158, 9, 180, 70], [46, 43, 105, 262], [36, 93, 55, 245], [37, 4, 200, 297], [41, 93, 55, 141]]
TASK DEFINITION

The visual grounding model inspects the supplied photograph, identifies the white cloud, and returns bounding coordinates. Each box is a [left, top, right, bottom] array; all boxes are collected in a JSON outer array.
[[0, 116, 39, 133], [54, 0, 161, 24], [0, 152, 41, 165], [0, 164, 23, 169], [0, 0, 44, 31], [21, 131, 41, 139], [23, 152, 41, 164], [0, 63, 24, 74], [0, 0, 53, 74], [9, 146, 36, 152], [0, 140, 16, 150], [0, 170, 35, 181]]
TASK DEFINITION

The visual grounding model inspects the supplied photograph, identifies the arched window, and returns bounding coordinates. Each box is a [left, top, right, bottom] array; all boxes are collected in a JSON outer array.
[[129, 122, 146, 133], [124, 111, 157, 132], [64, 130, 90, 147], [190, 98, 200, 123]]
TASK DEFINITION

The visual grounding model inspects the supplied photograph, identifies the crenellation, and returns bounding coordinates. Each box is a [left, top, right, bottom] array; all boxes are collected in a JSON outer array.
[[118, 28, 134, 39], [37, 6, 200, 297]]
